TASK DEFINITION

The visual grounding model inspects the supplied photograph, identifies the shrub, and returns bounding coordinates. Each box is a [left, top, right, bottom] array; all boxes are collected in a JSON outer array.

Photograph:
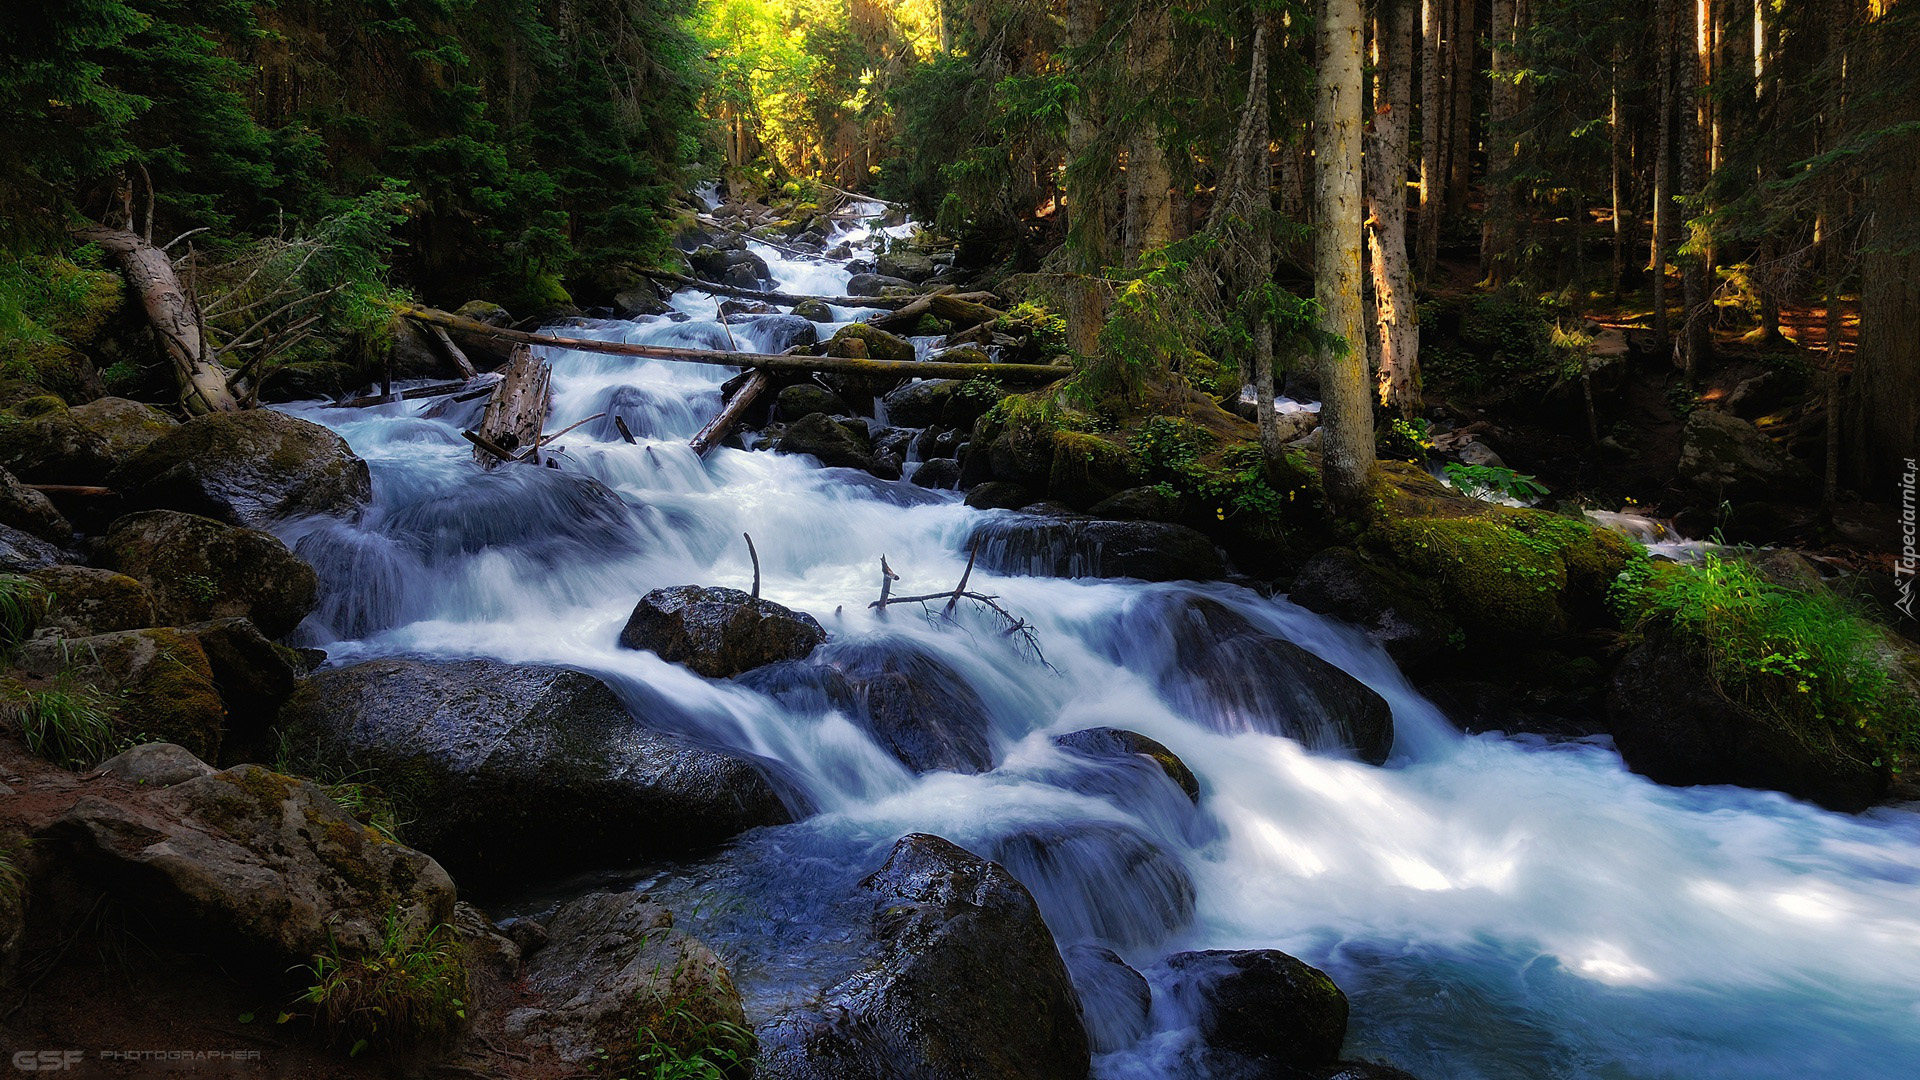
[[292, 912, 467, 1055], [1612, 553, 1920, 767]]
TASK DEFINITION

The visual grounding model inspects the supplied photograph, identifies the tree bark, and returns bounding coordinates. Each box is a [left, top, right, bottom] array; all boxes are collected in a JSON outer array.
[[1317, 0, 1376, 516], [1446, 0, 1475, 217], [1417, 0, 1444, 280], [76, 227, 241, 414], [1652, 0, 1676, 356], [1064, 0, 1114, 356], [473, 344, 551, 469], [1481, 0, 1520, 283], [690, 371, 771, 457], [1369, 0, 1421, 417], [1124, 1, 1175, 259], [1680, 0, 1713, 383]]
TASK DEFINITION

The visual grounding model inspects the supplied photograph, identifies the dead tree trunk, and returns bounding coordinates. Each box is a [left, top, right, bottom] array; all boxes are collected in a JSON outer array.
[[77, 227, 241, 414], [471, 345, 551, 468], [690, 372, 771, 456], [1368, 0, 1421, 417]]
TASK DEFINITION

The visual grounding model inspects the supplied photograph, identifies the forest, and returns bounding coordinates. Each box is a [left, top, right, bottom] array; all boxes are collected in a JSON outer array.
[[1, 1, 1919, 1078]]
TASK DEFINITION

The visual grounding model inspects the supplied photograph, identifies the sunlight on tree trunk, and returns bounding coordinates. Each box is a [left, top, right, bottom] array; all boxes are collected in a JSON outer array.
[[1369, 0, 1420, 418], [1318, 0, 1376, 516]]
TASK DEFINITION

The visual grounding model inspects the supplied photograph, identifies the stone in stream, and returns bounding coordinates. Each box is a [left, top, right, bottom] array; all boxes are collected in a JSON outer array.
[[963, 480, 1036, 510], [793, 298, 835, 322], [277, 657, 794, 888], [846, 272, 916, 297], [106, 409, 372, 529], [1052, 727, 1201, 803], [771, 411, 874, 470], [96, 509, 318, 638], [1124, 593, 1395, 764], [876, 251, 936, 282], [1289, 546, 1456, 668], [0, 523, 65, 572], [775, 383, 849, 421], [1087, 485, 1187, 524], [620, 584, 828, 678], [967, 514, 1226, 583], [816, 636, 997, 774], [1155, 949, 1348, 1072], [749, 312, 821, 352], [49, 762, 456, 968], [757, 833, 1090, 1080], [911, 457, 961, 489], [828, 322, 916, 362]]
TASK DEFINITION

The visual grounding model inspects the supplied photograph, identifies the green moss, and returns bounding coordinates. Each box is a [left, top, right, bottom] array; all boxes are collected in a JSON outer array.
[[113, 629, 227, 760], [828, 322, 915, 362], [10, 395, 68, 419], [1376, 517, 1567, 637]]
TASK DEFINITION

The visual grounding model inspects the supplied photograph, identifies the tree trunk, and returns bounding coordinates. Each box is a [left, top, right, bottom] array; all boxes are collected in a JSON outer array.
[[76, 227, 241, 415], [1064, 0, 1114, 356], [1680, 0, 1712, 384], [1124, 2, 1175, 259], [1369, 0, 1421, 417], [1446, 0, 1475, 217], [1317, 0, 1375, 517], [473, 344, 551, 469], [1481, 0, 1520, 283], [1652, 0, 1675, 356], [1417, 0, 1444, 279], [1610, 46, 1627, 302]]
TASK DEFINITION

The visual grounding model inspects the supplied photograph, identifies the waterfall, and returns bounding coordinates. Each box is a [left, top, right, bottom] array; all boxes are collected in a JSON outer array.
[[278, 210, 1920, 1080]]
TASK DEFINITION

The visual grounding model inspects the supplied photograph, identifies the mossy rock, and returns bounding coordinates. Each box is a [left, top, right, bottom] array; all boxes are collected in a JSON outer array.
[[15, 627, 225, 760], [106, 408, 371, 529], [0, 344, 105, 404], [829, 323, 916, 362], [0, 467, 70, 543], [70, 397, 177, 462], [1372, 510, 1632, 640], [28, 565, 158, 636], [793, 299, 835, 322], [775, 383, 849, 421], [1047, 431, 1140, 509], [97, 510, 318, 638]]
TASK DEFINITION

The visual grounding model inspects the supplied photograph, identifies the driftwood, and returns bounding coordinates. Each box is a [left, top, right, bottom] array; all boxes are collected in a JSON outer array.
[[76, 226, 240, 414], [427, 323, 480, 379], [689, 371, 770, 457], [613, 416, 638, 444], [471, 344, 551, 468], [27, 485, 114, 496], [401, 308, 1067, 383], [868, 547, 1051, 667]]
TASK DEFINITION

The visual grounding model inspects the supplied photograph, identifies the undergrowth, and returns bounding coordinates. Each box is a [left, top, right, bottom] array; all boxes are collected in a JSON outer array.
[[291, 912, 466, 1055], [626, 985, 757, 1080], [8, 675, 119, 770], [1612, 553, 1920, 768], [1130, 416, 1306, 529]]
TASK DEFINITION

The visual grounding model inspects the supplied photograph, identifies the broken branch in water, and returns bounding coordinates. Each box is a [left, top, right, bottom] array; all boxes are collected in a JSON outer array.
[[744, 533, 761, 598], [867, 554, 1052, 669]]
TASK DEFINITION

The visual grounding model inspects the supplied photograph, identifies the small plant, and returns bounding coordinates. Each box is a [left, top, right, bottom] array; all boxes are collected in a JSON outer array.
[[8, 676, 118, 769], [627, 988, 757, 1080], [1382, 417, 1434, 461], [1443, 463, 1550, 503], [177, 573, 221, 605], [1666, 384, 1698, 418], [0, 573, 49, 647], [292, 912, 467, 1055]]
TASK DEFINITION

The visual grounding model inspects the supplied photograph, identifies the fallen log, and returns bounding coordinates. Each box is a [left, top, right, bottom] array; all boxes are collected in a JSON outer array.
[[324, 380, 469, 409], [472, 344, 551, 468], [400, 307, 1069, 383], [76, 226, 241, 414], [863, 286, 956, 334], [426, 323, 480, 379], [689, 371, 770, 457]]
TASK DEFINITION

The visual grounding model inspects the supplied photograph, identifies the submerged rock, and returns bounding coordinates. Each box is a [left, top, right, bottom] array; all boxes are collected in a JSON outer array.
[[620, 585, 827, 678], [1157, 949, 1348, 1071], [758, 833, 1089, 1080], [1053, 727, 1201, 803], [818, 637, 997, 774], [772, 411, 873, 470], [513, 891, 751, 1074], [969, 515, 1226, 582], [97, 510, 317, 638], [49, 763, 455, 967], [985, 820, 1196, 950], [106, 409, 372, 529], [278, 657, 792, 887], [1063, 944, 1151, 1053], [1606, 634, 1888, 811]]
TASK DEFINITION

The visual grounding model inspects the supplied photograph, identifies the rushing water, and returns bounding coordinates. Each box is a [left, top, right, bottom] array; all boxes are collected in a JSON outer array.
[[278, 209, 1920, 1080]]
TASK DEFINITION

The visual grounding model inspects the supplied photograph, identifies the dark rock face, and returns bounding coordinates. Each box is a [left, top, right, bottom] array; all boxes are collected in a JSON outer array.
[[1676, 409, 1815, 502], [1063, 944, 1151, 1053], [0, 468, 69, 543], [1606, 635, 1888, 811], [882, 379, 960, 427], [776, 383, 849, 421], [689, 241, 770, 286], [1053, 727, 1201, 802], [749, 313, 821, 353], [759, 834, 1090, 1080], [50, 763, 456, 967], [969, 516, 1226, 582], [1128, 594, 1394, 763], [986, 821, 1196, 950], [182, 617, 302, 740], [620, 585, 827, 679], [0, 524, 64, 572], [106, 409, 372, 529], [964, 481, 1036, 510], [817, 637, 997, 774], [514, 891, 751, 1074], [97, 510, 317, 638], [0, 398, 175, 485], [1158, 949, 1348, 1070], [1289, 547, 1456, 668], [911, 458, 960, 489], [847, 272, 917, 297], [773, 411, 874, 470], [278, 658, 794, 887]]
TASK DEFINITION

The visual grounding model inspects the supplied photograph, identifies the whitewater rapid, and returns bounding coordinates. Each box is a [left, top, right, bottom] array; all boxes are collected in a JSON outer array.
[[278, 209, 1920, 1080]]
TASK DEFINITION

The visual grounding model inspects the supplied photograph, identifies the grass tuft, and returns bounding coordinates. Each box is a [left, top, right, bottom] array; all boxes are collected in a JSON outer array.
[[292, 910, 467, 1055]]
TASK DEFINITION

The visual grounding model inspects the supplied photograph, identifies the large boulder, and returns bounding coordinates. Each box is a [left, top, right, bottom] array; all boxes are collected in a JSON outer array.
[[182, 617, 303, 741], [819, 637, 997, 774], [1063, 944, 1151, 1053], [277, 658, 793, 887], [106, 409, 372, 529], [846, 273, 917, 297], [1606, 634, 1888, 811], [689, 242, 771, 287], [772, 412, 874, 470], [96, 510, 317, 638], [876, 251, 936, 282], [0, 524, 64, 572], [1676, 408, 1816, 503], [1289, 547, 1456, 668], [0, 468, 69, 543], [619, 585, 827, 678], [0, 397, 175, 485], [775, 383, 849, 421], [14, 628, 226, 761], [1124, 594, 1393, 763], [881, 379, 961, 427], [758, 834, 1089, 1080], [48, 764, 456, 967], [27, 565, 158, 636], [747, 313, 820, 353], [969, 516, 1226, 582], [1157, 949, 1348, 1071], [828, 323, 916, 362], [511, 891, 751, 1074], [985, 821, 1196, 950]]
